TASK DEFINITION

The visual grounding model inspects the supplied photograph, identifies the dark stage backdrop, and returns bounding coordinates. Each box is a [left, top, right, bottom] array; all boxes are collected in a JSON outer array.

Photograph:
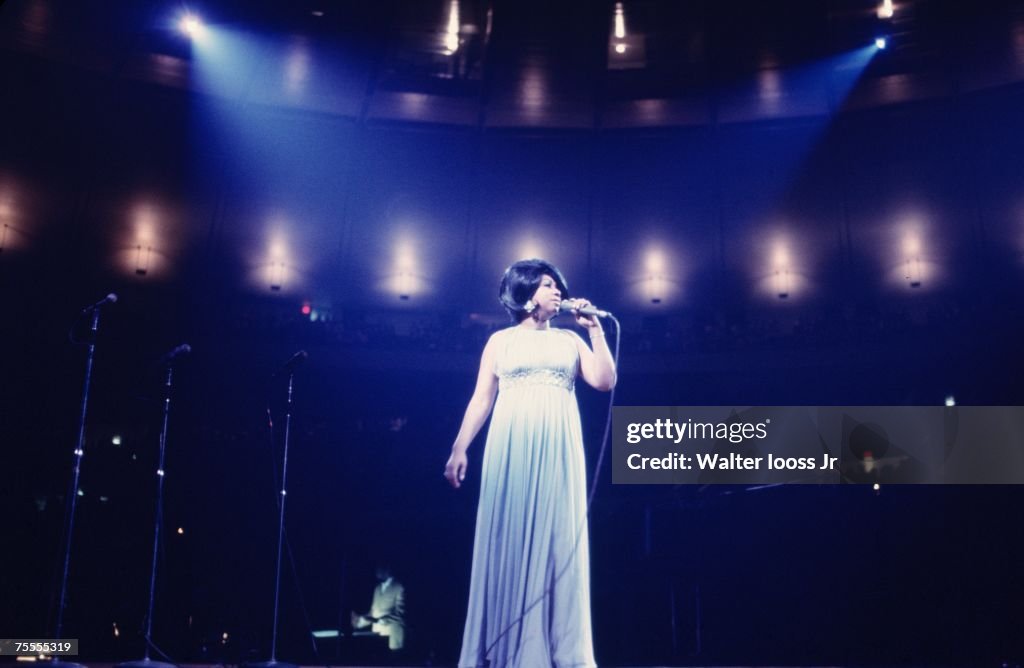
[[1, 40, 1023, 667]]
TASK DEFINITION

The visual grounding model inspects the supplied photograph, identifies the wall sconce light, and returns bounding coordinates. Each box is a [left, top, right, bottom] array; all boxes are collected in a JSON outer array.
[[267, 237, 289, 292], [392, 237, 419, 300], [772, 243, 792, 299], [135, 245, 152, 275], [397, 270, 413, 300], [904, 256, 921, 288], [643, 247, 669, 304], [774, 267, 790, 299], [270, 261, 285, 291], [902, 235, 922, 288], [645, 274, 664, 304]]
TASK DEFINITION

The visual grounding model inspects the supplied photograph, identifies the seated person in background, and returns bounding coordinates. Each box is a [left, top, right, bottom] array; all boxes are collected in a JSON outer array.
[[351, 565, 405, 651]]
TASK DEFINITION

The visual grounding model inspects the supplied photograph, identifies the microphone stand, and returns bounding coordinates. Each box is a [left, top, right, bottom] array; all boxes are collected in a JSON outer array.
[[247, 370, 298, 668], [51, 308, 102, 668], [118, 362, 181, 668]]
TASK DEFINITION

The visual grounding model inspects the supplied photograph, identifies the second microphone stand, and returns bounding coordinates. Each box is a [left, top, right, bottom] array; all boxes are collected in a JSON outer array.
[[247, 361, 301, 668], [118, 357, 183, 668]]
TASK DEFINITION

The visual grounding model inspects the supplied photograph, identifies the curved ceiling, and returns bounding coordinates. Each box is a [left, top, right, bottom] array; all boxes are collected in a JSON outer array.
[[2, 0, 1024, 128]]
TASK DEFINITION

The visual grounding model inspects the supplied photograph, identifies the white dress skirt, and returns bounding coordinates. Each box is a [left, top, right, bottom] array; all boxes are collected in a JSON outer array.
[[458, 326, 597, 668]]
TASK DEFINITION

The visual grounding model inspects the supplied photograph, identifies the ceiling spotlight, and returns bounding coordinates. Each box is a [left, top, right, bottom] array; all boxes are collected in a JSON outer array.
[[614, 43, 626, 54], [877, 0, 894, 19], [875, 36, 888, 50], [179, 14, 203, 38]]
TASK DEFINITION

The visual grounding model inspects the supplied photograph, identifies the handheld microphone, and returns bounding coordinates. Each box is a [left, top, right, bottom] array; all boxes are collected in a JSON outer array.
[[159, 343, 192, 365], [557, 299, 611, 319], [82, 293, 118, 313], [273, 350, 308, 378]]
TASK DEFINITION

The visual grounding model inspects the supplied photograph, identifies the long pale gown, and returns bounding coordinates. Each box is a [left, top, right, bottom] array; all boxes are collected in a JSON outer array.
[[458, 326, 597, 668]]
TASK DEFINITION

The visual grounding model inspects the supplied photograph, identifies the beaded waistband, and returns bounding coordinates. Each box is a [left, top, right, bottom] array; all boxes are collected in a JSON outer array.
[[498, 367, 575, 392]]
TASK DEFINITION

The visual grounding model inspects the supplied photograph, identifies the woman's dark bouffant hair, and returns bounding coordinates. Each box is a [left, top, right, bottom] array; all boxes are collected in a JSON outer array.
[[498, 258, 570, 323]]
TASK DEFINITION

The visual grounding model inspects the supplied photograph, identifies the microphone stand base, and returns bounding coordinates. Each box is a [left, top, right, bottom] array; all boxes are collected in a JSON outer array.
[[117, 659, 178, 668], [244, 661, 297, 668]]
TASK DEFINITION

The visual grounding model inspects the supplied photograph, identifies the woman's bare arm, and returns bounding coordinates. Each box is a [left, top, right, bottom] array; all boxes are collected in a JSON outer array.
[[444, 331, 501, 488]]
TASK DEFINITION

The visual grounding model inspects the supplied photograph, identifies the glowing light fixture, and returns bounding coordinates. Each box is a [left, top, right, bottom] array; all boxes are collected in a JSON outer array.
[[520, 69, 547, 113], [772, 244, 792, 299], [644, 248, 666, 304], [396, 271, 413, 300], [904, 262, 921, 287], [268, 238, 287, 292], [135, 244, 152, 275], [392, 239, 418, 300], [179, 14, 204, 39], [774, 268, 791, 299], [902, 235, 922, 288], [0, 197, 27, 255], [875, 36, 888, 50], [270, 262, 285, 291], [129, 203, 159, 277], [877, 0, 894, 19], [645, 275, 665, 303], [611, 2, 627, 55], [444, 1, 460, 54], [944, 395, 956, 407]]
